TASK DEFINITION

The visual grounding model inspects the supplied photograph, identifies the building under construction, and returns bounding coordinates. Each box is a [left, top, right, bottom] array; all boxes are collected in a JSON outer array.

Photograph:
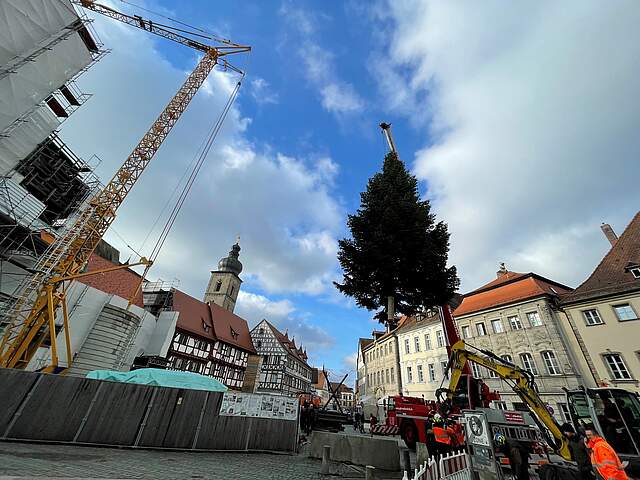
[[0, 0, 106, 313]]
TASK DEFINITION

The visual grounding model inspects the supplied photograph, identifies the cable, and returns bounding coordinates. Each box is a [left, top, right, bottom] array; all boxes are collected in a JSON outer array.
[[130, 77, 243, 303], [118, 0, 234, 45]]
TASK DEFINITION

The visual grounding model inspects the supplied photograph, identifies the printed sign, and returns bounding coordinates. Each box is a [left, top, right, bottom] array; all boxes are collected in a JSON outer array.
[[464, 412, 489, 447], [503, 411, 525, 424], [220, 392, 299, 421]]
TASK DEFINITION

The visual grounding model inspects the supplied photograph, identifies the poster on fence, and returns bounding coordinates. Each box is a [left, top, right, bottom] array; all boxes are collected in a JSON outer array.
[[220, 392, 298, 421]]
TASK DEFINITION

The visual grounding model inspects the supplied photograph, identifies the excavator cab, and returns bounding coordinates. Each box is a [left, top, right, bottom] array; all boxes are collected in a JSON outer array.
[[566, 387, 640, 476]]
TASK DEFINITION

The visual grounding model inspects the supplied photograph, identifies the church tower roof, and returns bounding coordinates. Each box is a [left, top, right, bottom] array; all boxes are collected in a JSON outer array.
[[217, 242, 243, 275]]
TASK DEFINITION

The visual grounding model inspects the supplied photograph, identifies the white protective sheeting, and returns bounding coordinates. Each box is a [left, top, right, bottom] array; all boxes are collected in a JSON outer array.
[[0, 0, 78, 66], [0, 107, 60, 175], [0, 34, 92, 131], [0, 177, 46, 227]]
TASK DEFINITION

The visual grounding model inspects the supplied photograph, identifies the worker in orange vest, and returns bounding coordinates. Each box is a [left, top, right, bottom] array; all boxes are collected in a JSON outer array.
[[585, 429, 628, 480], [433, 414, 451, 445]]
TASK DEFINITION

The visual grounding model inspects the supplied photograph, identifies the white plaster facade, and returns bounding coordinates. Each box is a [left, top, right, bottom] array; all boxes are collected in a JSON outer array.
[[397, 312, 449, 400]]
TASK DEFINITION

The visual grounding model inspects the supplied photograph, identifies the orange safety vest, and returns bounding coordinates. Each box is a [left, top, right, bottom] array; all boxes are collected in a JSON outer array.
[[433, 426, 451, 445], [588, 436, 628, 480]]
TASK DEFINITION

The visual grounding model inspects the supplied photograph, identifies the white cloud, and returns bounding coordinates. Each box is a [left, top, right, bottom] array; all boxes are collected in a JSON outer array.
[[235, 291, 335, 352], [58, 4, 342, 358], [375, 1, 640, 290], [249, 78, 279, 105], [280, 4, 365, 116]]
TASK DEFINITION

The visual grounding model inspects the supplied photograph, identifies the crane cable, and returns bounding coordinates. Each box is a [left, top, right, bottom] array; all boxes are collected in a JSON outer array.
[[128, 76, 244, 306]]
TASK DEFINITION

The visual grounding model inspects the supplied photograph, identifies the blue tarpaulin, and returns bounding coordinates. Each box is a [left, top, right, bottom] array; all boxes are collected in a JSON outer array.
[[86, 368, 228, 392]]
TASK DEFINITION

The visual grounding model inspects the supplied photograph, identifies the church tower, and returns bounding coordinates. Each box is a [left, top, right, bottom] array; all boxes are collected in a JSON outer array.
[[204, 241, 243, 312]]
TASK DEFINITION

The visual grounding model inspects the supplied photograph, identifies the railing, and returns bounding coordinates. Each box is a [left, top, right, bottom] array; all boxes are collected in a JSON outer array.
[[403, 451, 471, 480]]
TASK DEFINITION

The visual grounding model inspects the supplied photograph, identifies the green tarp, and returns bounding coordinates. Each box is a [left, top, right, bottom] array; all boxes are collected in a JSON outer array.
[[86, 368, 228, 392]]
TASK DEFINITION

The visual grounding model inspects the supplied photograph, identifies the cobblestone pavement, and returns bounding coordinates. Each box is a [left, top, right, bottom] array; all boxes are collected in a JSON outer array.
[[0, 441, 325, 480]]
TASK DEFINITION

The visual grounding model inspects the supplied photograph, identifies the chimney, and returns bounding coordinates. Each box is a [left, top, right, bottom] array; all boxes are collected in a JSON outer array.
[[496, 262, 508, 278], [601, 223, 618, 247]]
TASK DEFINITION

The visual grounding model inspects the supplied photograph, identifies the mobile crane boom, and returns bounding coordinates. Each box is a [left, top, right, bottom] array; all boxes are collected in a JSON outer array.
[[439, 340, 572, 460], [0, 1, 249, 372]]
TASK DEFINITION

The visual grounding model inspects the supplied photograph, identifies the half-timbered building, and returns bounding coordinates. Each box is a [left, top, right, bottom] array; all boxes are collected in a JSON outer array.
[[143, 286, 256, 389], [250, 320, 312, 396]]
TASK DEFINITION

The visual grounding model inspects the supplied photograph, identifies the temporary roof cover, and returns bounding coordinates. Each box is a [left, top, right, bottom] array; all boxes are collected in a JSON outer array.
[[87, 368, 228, 392]]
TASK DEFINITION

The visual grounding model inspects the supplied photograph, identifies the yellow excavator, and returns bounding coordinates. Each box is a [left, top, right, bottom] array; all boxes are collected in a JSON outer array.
[[438, 340, 640, 477]]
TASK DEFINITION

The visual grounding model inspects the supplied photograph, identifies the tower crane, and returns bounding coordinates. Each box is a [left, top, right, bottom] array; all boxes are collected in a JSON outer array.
[[0, 0, 250, 372]]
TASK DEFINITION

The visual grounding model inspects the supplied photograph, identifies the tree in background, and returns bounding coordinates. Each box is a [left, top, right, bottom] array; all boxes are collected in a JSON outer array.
[[334, 151, 459, 328]]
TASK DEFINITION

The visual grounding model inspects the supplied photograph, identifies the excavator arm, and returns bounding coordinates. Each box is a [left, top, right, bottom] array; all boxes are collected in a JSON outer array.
[[441, 340, 572, 460]]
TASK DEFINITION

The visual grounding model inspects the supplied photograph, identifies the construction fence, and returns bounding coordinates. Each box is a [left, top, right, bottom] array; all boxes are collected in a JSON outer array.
[[0, 369, 298, 453], [404, 451, 472, 480]]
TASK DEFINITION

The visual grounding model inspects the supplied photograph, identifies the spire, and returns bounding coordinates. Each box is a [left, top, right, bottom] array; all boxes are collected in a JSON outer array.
[[217, 240, 243, 275]]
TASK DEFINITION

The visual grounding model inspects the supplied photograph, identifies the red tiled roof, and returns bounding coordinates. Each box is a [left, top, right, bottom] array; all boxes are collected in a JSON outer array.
[[264, 320, 310, 366], [454, 272, 572, 317], [79, 254, 143, 308], [172, 289, 256, 354], [562, 212, 640, 304]]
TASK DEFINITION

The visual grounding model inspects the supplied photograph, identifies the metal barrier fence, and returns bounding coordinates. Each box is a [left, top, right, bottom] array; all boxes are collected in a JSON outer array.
[[403, 451, 471, 480], [0, 369, 298, 453]]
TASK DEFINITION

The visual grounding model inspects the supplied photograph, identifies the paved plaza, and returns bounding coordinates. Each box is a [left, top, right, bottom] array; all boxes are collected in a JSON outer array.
[[0, 441, 324, 480]]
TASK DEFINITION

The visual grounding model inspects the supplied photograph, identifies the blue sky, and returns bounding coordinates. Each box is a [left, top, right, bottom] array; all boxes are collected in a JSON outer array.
[[61, 0, 640, 383]]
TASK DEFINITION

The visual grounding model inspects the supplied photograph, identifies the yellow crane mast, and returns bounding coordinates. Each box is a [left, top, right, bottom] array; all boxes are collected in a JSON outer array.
[[0, 0, 250, 372]]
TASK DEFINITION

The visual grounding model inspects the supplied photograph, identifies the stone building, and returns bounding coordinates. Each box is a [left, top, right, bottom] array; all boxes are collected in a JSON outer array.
[[355, 338, 373, 407], [311, 367, 331, 405], [560, 215, 640, 393], [397, 310, 449, 400], [329, 383, 354, 410], [250, 320, 312, 397], [358, 318, 411, 416], [453, 265, 583, 422]]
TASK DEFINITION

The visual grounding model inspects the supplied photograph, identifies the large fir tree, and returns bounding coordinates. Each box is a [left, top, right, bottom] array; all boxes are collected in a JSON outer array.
[[335, 151, 459, 327]]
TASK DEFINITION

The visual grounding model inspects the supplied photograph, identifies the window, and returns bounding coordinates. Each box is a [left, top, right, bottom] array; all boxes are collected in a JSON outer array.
[[527, 311, 543, 327], [462, 325, 471, 339], [389, 343, 394, 353], [494, 401, 508, 410], [488, 368, 498, 378], [414, 337, 421, 352], [428, 363, 436, 382], [613, 304, 637, 322], [520, 353, 538, 375], [391, 367, 395, 383], [491, 319, 504, 333], [417, 365, 424, 382], [407, 366, 413, 383], [603, 354, 632, 380], [501, 354, 513, 364], [385, 369, 390, 384], [441, 361, 449, 379], [384, 344, 388, 356], [542, 351, 562, 375], [471, 363, 482, 378], [405, 338, 410, 354], [509, 315, 523, 330], [630, 267, 640, 279], [230, 285, 235, 296], [558, 403, 571, 423], [436, 330, 445, 348], [425, 333, 432, 350], [377, 371, 381, 384], [215, 280, 222, 292], [583, 309, 604, 326], [476, 323, 487, 336]]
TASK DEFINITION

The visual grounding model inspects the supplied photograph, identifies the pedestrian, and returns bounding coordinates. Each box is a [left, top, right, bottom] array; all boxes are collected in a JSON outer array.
[[560, 423, 593, 480], [300, 401, 308, 435], [369, 413, 377, 435], [584, 428, 628, 480], [358, 411, 365, 433], [432, 413, 452, 458], [494, 433, 531, 480]]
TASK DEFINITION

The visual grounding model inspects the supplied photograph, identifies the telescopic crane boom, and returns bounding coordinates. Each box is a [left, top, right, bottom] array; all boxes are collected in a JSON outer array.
[[0, 1, 250, 372]]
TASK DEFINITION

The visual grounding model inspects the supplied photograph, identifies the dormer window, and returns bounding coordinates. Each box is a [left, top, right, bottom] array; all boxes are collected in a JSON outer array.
[[230, 327, 239, 340], [202, 319, 211, 333], [630, 267, 640, 279]]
